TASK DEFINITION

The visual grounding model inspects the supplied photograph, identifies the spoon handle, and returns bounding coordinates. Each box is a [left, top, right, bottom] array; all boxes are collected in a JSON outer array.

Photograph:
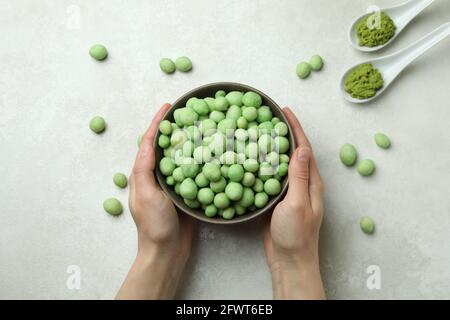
[[391, 22, 450, 73], [397, 0, 434, 27]]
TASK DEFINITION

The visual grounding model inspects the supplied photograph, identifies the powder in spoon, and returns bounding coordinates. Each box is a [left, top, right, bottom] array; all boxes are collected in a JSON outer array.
[[357, 11, 396, 47], [344, 63, 384, 99]]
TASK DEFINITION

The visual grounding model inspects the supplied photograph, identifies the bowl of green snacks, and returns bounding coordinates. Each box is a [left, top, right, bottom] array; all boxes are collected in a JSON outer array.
[[155, 82, 294, 224]]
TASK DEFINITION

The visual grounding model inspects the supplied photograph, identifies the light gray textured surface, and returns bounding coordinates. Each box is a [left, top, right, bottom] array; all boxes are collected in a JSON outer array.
[[0, 0, 449, 299]]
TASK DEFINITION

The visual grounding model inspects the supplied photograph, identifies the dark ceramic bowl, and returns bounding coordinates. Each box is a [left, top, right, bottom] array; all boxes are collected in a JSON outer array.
[[155, 82, 295, 224]]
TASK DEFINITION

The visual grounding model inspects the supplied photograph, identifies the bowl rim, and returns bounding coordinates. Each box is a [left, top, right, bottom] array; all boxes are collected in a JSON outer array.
[[154, 82, 295, 225]]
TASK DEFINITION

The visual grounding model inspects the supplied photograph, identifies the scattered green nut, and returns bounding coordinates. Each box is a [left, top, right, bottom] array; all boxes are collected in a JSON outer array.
[[89, 116, 106, 134], [340, 144, 358, 166], [175, 56, 192, 72], [360, 216, 375, 234], [374, 133, 391, 149], [309, 55, 324, 71], [296, 62, 311, 79], [159, 58, 176, 74], [103, 198, 123, 216], [113, 173, 128, 188], [89, 44, 108, 61], [358, 159, 376, 176]]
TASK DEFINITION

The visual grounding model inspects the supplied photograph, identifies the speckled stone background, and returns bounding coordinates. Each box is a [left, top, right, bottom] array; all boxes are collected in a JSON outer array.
[[0, 0, 449, 299]]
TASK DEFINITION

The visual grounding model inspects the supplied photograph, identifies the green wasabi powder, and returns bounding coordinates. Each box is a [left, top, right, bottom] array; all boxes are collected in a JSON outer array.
[[344, 63, 384, 100], [357, 11, 396, 47]]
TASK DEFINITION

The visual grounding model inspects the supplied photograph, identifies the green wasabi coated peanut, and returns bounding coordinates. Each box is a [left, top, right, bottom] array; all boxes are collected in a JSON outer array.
[[202, 163, 221, 182], [265, 152, 279, 166], [159, 58, 176, 74], [175, 56, 192, 72], [171, 123, 179, 131], [235, 205, 246, 216], [180, 178, 198, 200], [158, 135, 170, 149], [309, 55, 324, 71], [254, 192, 269, 208], [159, 157, 176, 176], [238, 187, 255, 207], [184, 198, 201, 209], [264, 178, 281, 196], [228, 164, 244, 182], [220, 151, 238, 165], [247, 127, 259, 142], [360, 216, 375, 234], [103, 198, 123, 216], [193, 146, 212, 164], [274, 122, 288, 136], [89, 116, 106, 134], [274, 136, 290, 154], [197, 188, 215, 205], [243, 159, 259, 173], [226, 105, 242, 121], [258, 134, 273, 154], [259, 162, 274, 181], [204, 97, 215, 112], [200, 119, 217, 137], [235, 128, 248, 142], [186, 97, 198, 109], [277, 163, 288, 177], [339, 144, 357, 166], [205, 204, 218, 218], [215, 90, 226, 98], [214, 192, 230, 209], [220, 165, 229, 178], [210, 177, 227, 193], [193, 99, 209, 116], [225, 182, 243, 201], [245, 143, 259, 160], [186, 126, 201, 142], [166, 176, 175, 186], [195, 172, 209, 187], [174, 182, 181, 195], [214, 96, 229, 111], [159, 120, 172, 135], [258, 121, 273, 134], [172, 167, 185, 182], [237, 116, 248, 129], [257, 106, 273, 123], [296, 62, 311, 79], [218, 118, 236, 136], [170, 130, 188, 147], [242, 172, 256, 187], [225, 91, 244, 106], [222, 207, 235, 220], [358, 159, 376, 176], [271, 117, 280, 125], [210, 110, 225, 123], [177, 107, 198, 126], [242, 106, 258, 122], [113, 173, 128, 188], [89, 44, 108, 61], [242, 92, 262, 108], [374, 133, 391, 149], [180, 158, 200, 178], [279, 154, 290, 164], [182, 140, 195, 157]]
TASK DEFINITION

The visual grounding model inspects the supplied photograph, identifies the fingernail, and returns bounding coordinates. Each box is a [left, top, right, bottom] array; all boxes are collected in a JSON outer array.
[[297, 147, 309, 160]]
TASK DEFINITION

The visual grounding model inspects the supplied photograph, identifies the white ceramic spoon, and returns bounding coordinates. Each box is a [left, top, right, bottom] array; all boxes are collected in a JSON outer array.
[[349, 0, 435, 52], [341, 22, 450, 104]]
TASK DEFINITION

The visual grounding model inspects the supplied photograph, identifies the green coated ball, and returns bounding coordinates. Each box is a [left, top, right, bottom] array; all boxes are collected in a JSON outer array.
[[375, 133, 391, 149], [103, 198, 123, 216], [254, 192, 269, 208], [89, 44, 108, 61], [159, 58, 176, 74], [357, 159, 376, 176], [113, 173, 128, 188], [242, 92, 262, 108], [226, 91, 244, 106], [159, 120, 172, 135], [222, 207, 235, 220], [197, 188, 215, 205], [309, 55, 324, 71], [339, 144, 357, 166], [360, 216, 375, 234], [180, 178, 198, 200], [238, 187, 255, 207], [175, 56, 192, 72], [225, 182, 244, 201], [214, 192, 230, 209], [296, 62, 311, 79], [159, 157, 176, 176], [89, 116, 106, 134], [228, 164, 244, 182], [264, 178, 281, 196], [205, 205, 218, 218], [210, 177, 227, 193]]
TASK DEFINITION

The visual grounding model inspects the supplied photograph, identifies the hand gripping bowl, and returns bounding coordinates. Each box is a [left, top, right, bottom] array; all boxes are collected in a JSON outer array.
[[155, 82, 295, 224]]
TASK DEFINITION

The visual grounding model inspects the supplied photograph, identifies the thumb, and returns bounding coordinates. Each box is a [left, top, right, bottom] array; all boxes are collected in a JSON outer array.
[[286, 147, 311, 205]]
